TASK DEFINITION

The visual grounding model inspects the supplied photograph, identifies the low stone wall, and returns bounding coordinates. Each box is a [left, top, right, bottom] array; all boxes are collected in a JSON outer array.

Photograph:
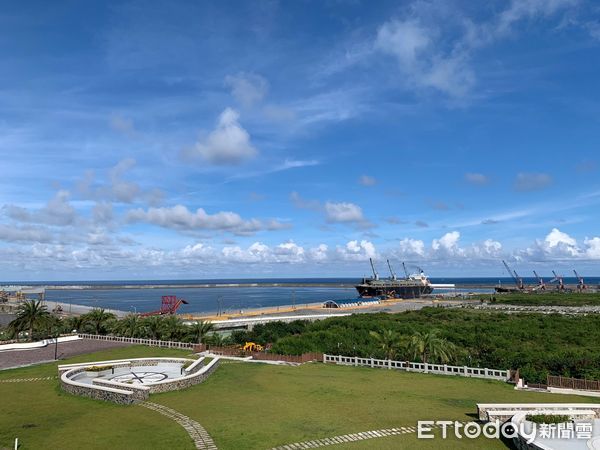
[[477, 403, 600, 421], [59, 357, 220, 403], [148, 358, 220, 394], [60, 366, 142, 405]]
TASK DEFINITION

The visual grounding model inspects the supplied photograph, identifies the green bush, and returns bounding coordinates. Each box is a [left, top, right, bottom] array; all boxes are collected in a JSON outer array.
[[526, 414, 570, 424]]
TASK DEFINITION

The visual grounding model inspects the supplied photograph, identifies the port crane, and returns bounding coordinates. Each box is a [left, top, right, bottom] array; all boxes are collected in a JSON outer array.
[[369, 258, 379, 280], [573, 270, 586, 291], [139, 295, 189, 317], [549, 271, 565, 291], [387, 259, 397, 280], [502, 260, 524, 290], [533, 271, 546, 291], [402, 262, 410, 280]]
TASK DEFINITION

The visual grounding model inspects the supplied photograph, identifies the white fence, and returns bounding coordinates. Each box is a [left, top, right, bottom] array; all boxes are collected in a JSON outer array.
[[78, 333, 194, 350], [324, 354, 510, 381]]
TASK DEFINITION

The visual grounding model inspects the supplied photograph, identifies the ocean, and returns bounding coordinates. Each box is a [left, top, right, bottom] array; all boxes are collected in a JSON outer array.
[[4, 277, 599, 314]]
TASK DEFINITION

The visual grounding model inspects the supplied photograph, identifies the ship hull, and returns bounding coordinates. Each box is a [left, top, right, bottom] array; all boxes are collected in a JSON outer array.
[[355, 284, 433, 299]]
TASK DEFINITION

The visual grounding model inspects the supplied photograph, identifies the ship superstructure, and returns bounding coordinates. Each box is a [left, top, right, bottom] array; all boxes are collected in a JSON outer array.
[[355, 259, 434, 299]]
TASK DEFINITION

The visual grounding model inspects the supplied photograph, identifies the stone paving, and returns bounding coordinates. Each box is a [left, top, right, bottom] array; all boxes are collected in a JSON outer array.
[[271, 422, 469, 449], [0, 376, 57, 383], [141, 401, 218, 450]]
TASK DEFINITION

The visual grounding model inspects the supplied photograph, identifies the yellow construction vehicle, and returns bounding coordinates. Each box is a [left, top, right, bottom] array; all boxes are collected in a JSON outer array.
[[242, 342, 263, 352]]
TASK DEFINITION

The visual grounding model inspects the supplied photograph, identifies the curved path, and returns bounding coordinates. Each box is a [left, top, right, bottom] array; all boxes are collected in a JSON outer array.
[[271, 421, 469, 449], [0, 376, 57, 383], [140, 401, 217, 450]]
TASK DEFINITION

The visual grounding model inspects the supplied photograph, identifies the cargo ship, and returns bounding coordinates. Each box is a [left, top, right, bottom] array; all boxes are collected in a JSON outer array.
[[355, 259, 436, 299]]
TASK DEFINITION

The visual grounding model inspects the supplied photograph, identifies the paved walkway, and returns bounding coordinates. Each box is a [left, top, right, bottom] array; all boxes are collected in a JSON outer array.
[[141, 401, 217, 450], [0, 376, 57, 383], [271, 422, 469, 449], [0, 339, 131, 370]]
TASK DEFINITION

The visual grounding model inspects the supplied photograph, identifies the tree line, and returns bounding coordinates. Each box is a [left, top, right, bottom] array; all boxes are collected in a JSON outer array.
[[229, 307, 600, 384], [2, 300, 224, 345]]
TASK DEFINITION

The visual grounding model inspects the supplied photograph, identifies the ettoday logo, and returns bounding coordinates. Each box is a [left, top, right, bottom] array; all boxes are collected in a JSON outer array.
[[417, 420, 593, 442]]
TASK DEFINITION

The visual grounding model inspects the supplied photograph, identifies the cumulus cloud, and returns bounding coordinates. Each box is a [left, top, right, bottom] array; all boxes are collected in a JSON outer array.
[[359, 175, 377, 186], [225, 72, 269, 107], [397, 238, 425, 257], [4, 190, 77, 226], [337, 240, 377, 261], [521, 228, 600, 261], [188, 108, 257, 165], [514, 172, 553, 192], [309, 244, 329, 262], [465, 172, 489, 185], [77, 159, 162, 205], [432, 231, 463, 256], [126, 204, 288, 235], [325, 202, 365, 223], [0, 224, 53, 243]]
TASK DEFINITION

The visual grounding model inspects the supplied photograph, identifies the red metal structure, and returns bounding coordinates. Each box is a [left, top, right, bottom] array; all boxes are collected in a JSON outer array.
[[140, 295, 189, 316]]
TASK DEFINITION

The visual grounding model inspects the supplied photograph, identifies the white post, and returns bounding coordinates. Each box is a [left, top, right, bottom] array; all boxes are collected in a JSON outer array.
[[388, 359, 391, 370], [424, 362, 428, 374], [371, 358, 374, 368], [464, 366, 468, 376], [484, 368, 489, 378], [14, 438, 18, 450], [444, 364, 447, 374], [354, 356, 358, 367]]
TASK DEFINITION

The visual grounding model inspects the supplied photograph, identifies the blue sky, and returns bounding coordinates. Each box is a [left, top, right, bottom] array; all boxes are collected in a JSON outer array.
[[1, 0, 600, 280]]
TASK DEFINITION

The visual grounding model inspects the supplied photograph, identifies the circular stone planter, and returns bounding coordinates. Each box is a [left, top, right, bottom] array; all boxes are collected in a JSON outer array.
[[59, 357, 220, 404]]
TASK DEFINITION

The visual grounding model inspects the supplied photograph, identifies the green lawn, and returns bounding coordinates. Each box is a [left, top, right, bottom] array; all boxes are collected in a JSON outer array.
[[153, 361, 595, 449], [0, 348, 595, 450], [482, 292, 600, 306]]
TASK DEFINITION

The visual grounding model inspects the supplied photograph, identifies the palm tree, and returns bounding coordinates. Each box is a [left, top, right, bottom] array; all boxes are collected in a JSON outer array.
[[369, 329, 398, 360], [205, 332, 225, 347], [8, 300, 51, 341], [161, 315, 184, 341], [406, 330, 456, 364], [62, 315, 86, 334], [82, 308, 116, 335], [188, 320, 215, 344], [142, 316, 164, 340], [118, 314, 142, 338]]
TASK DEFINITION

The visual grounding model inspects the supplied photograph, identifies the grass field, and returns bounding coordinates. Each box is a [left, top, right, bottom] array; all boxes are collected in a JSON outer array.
[[0, 346, 595, 450], [483, 292, 600, 306]]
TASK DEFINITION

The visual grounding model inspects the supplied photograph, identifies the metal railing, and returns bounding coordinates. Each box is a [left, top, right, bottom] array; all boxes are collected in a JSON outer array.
[[323, 354, 510, 381], [77, 333, 194, 350]]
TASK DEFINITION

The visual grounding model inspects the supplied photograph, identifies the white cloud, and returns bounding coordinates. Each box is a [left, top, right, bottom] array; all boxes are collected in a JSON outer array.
[[397, 238, 426, 257], [373, 0, 577, 98], [0, 224, 53, 243], [190, 108, 257, 165], [432, 231, 463, 256], [225, 72, 269, 107], [77, 159, 162, 205], [375, 18, 474, 97], [126, 204, 288, 235], [4, 190, 77, 226], [309, 244, 329, 262], [359, 175, 377, 186], [337, 240, 377, 261], [584, 237, 600, 259], [325, 202, 365, 223], [514, 172, 553, 192]]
